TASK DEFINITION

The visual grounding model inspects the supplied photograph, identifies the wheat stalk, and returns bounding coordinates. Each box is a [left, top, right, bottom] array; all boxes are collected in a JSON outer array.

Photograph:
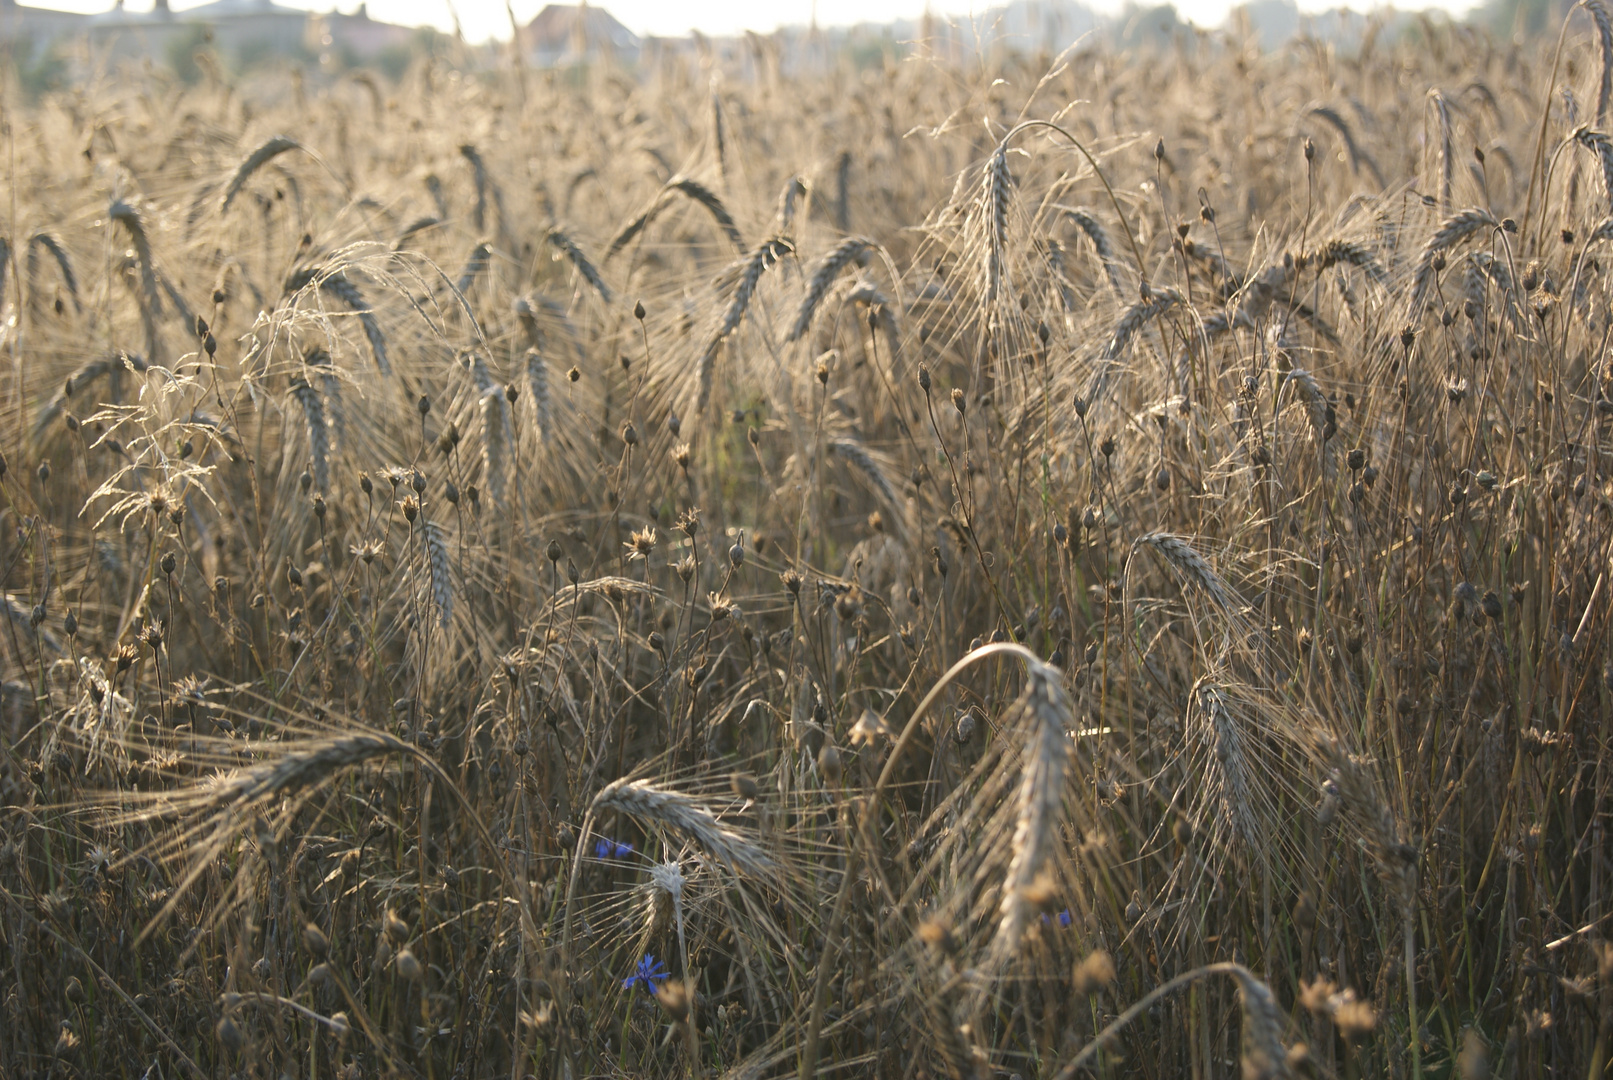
[[1316, 237, 1388, 284], [1188, 679, 1266, 866], [1429, 89, 1453, 213]]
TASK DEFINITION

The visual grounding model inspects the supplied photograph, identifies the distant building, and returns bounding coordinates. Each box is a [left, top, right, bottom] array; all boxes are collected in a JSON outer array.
[[311, 2, 414, 62], [3, 0, 414, 72], [521, 3, 638, 67]]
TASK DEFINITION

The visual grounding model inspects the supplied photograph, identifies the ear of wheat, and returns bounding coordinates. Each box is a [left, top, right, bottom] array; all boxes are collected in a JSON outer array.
[[1411, 209, 1498, 309], [286, 267, 393, 375], [590, 778, 771, 876], [470, 353, 511, 503], [27, 231, 80, 310], [1062, 206, 1127, 296], [524, 347, 553, 444], [1585, 0, 1613, 124], [290, 379, 331, 495], [423, 518, 453, 630], [546, 226, 613, 304], [220, 135, 302, 214], [460, 143, 491, 231], [454, 240, 492, 297], [988, 659, 1073, 963], [788, 236, 874, 342], [698, 236, 794, 411], [109, 199, 163, 319]]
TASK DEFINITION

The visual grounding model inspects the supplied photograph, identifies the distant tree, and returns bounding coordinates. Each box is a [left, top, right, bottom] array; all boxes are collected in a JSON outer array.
[[1475, 0, 1570, 37], [165, 23, 210, 83]]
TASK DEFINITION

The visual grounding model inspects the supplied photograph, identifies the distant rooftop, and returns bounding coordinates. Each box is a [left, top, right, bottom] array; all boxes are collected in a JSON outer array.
[[524, 2, 639, 53]]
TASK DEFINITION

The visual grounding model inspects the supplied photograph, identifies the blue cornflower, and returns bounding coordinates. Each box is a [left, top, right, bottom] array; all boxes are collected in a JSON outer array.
[[593, 838, 634, 860], [1041, 908, 1073, 928], [623, 953, 669, 995]]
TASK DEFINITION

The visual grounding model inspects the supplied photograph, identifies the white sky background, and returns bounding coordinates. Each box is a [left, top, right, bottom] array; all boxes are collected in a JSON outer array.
[[33, 0, 1475, 44]]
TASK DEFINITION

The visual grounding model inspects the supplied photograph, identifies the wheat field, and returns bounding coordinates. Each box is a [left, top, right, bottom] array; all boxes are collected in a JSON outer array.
[[2, 11, 1613, 1079]]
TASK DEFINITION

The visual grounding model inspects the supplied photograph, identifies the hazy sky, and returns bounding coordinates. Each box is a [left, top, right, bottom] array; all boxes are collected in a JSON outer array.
[[38, 0, 1473, 45]]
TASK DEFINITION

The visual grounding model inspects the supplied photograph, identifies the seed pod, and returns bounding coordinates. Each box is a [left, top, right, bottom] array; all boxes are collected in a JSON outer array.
[[817, 743, 842, 785], [1073, 950, 1116, 995], [216, 1015, 244, 1053], [303, 923, 329, 958], [1293, 891, 1317, 930], [395, 949, 423, 982], [953, 710, 976, 744]]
